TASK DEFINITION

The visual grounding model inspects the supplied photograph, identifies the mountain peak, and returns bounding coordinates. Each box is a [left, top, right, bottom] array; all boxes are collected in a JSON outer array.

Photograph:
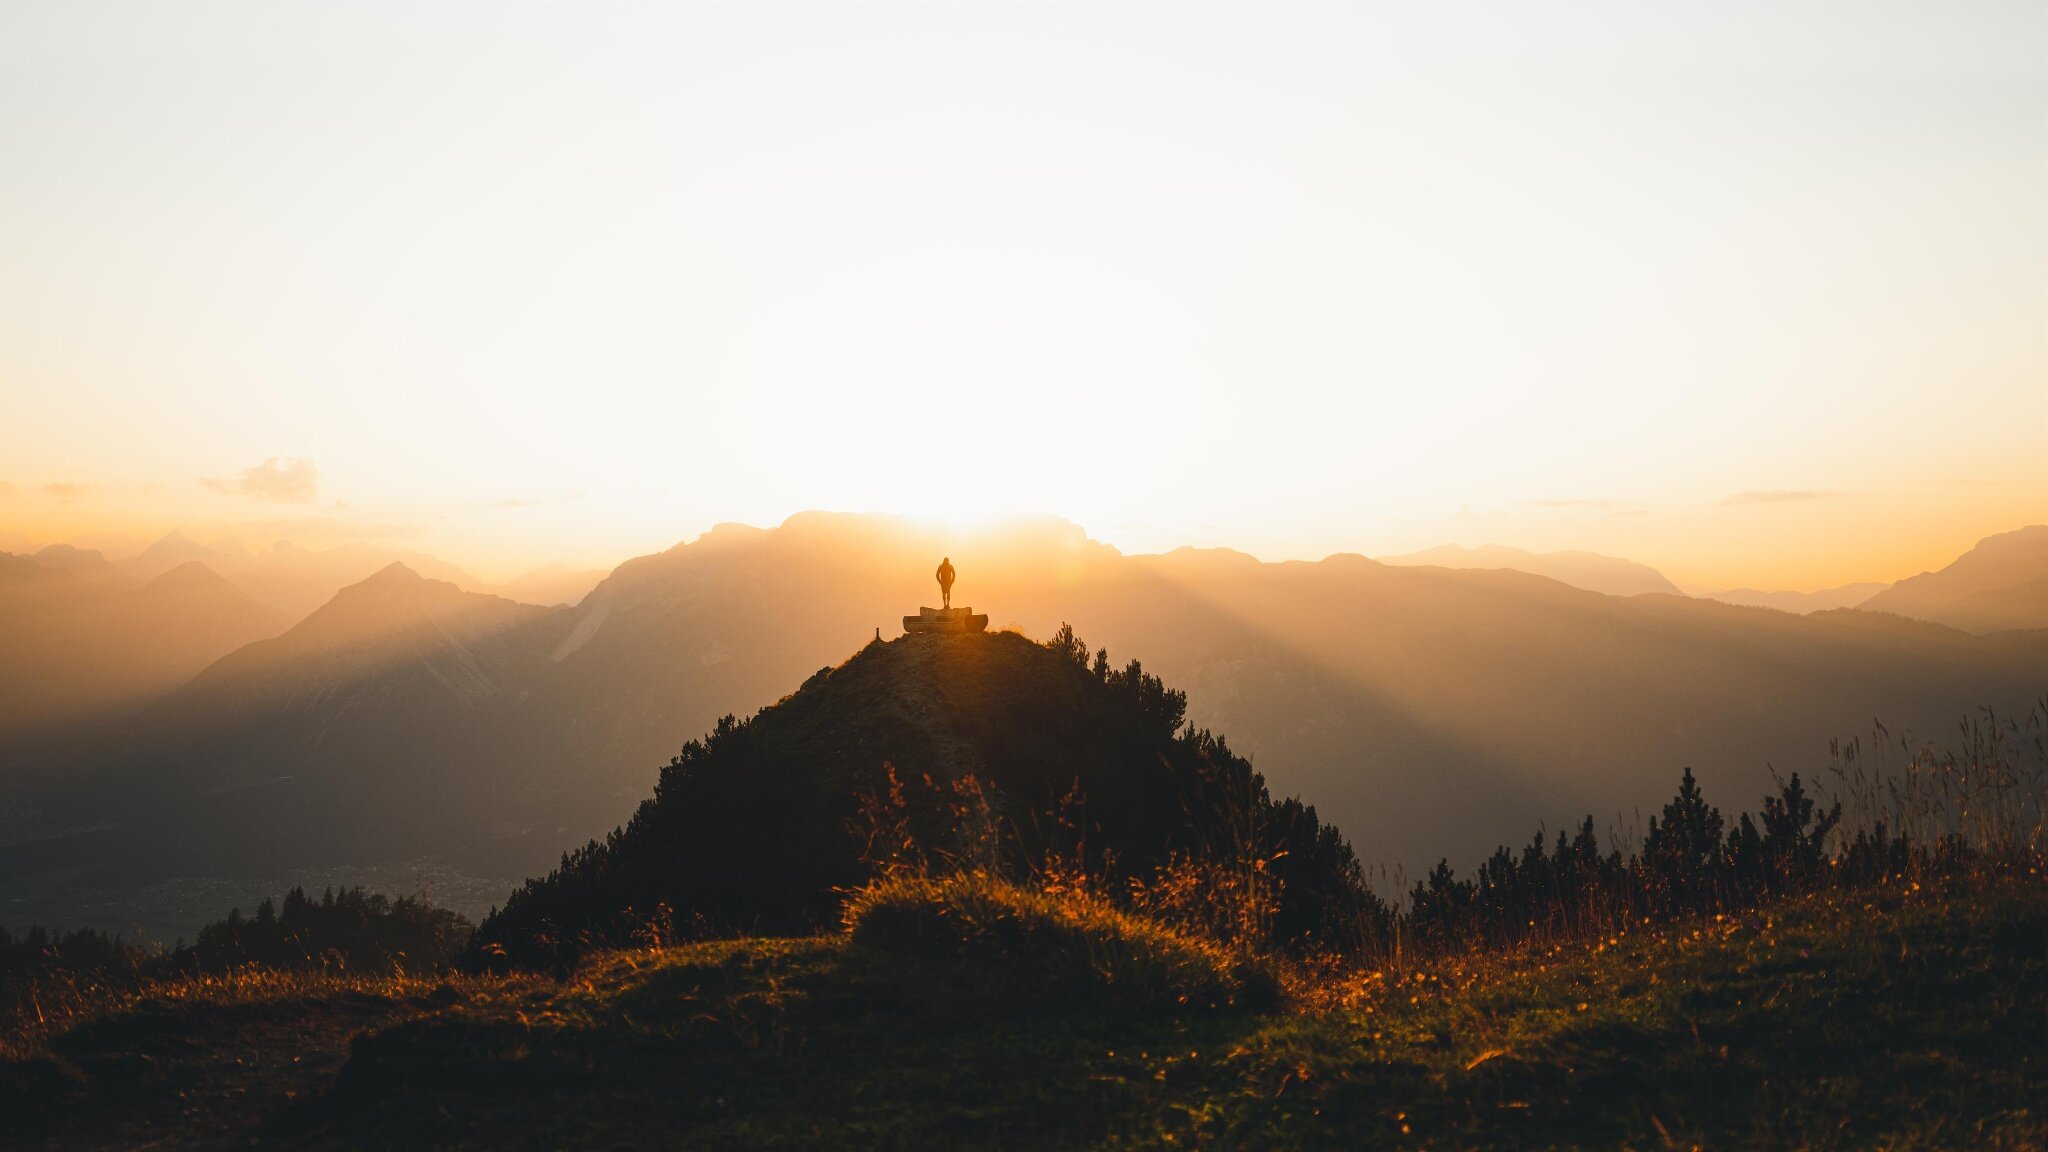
[[139, 559, 235, 594], [129, 527, 254, 580], [267, 559, 548, 657], [127, 563, 281, 636], [306, 562, 454, 617]]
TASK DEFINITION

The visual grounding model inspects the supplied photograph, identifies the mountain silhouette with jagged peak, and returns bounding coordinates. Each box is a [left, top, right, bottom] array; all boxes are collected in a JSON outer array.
[[224, 542, 489, 621], [105, 529, 584, 622], [0, 554, 284, 748], [1, 562, 569, 879], [175, 562, 557, 702], [475, 627, 1375, 969], [124, 529, 255, 582]]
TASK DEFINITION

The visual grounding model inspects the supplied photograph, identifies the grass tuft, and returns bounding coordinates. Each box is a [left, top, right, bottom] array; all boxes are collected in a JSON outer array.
[[844, 872, 1278, 1015]]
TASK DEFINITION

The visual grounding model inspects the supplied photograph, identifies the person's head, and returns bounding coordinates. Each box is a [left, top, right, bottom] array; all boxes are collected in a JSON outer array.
[[942, 556, 950, 564]]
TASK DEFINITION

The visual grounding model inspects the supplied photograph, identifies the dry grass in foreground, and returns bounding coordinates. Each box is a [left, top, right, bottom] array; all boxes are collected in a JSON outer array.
[[7, 868, 2042, 1151]]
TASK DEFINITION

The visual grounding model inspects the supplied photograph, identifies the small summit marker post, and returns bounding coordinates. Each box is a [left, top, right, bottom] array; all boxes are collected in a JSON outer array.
[[904, 556, 988, 634]]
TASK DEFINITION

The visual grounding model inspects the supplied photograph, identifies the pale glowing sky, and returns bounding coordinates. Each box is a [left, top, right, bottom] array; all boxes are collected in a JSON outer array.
[[2, 2, 2043, 590]]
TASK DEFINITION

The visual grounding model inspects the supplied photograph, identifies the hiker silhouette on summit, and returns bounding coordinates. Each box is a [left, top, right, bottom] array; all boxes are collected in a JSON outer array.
[[936, 557, 956, 609]]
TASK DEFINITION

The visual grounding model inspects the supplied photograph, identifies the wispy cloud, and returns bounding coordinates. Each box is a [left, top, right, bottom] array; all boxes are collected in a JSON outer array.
[[202, 457, 317, 504], [1721, 489, 1839, 506], [1528, 498, 1620, 510], [42, 481, 96, 498]]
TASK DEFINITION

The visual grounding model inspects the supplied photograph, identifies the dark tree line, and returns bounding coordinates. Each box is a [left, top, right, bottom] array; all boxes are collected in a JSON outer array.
[[190, 886, 469, 972], [1403, 766, 1947, 952], [2, 886, 470, 1002]]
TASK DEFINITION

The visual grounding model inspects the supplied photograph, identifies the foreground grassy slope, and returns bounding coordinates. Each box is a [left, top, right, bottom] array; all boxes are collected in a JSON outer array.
[[8, 875, 2041, 1150]]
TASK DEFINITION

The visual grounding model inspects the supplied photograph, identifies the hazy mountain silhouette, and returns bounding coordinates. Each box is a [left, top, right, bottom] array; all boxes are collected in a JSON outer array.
[[4, 514, 2043, 905], [185, 562, 554, 689], [1859, 527, 2048, 633], [30, 544, 135, 586], [125, 530, 255, 582], [223, 541, 488, 621], [2, 563, 569, 878], [1376, 543, 1683, 597], [0, 556, 285, 749], [101, 530, 595, 621], [1706, 583, 1889, 615]]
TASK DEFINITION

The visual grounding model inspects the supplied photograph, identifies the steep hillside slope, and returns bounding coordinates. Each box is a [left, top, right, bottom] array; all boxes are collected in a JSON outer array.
[[475, 629, 1368, 967], [1862, 526, 2048, 632], [5, 566, 570, 877]]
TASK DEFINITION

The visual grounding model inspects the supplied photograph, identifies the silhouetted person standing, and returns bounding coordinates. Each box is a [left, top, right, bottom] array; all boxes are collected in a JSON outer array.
[[936, 557, 956, 609]]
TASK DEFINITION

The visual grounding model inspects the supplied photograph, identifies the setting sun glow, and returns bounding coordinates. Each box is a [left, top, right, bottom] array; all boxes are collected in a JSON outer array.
[[2, 3, 2042, 590]]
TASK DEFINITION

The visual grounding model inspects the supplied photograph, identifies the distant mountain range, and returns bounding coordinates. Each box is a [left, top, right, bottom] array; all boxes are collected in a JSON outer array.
[[1374, 544, 1684, 598], [111, 530, 608, 620], [1704, 583, 1890, 615], [0, 554, 284, 745], [1860, 526, 2048, 634], [0, 537, 604, 748], [4, 516, 2042, 913]]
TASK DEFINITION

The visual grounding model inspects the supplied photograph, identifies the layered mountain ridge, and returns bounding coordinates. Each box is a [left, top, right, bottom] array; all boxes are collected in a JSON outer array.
[[0, 555, 285, 746], [1375, 543, 1684, 598], [3, 514, 2042, 909], [1860, 526, 2048, 633]]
